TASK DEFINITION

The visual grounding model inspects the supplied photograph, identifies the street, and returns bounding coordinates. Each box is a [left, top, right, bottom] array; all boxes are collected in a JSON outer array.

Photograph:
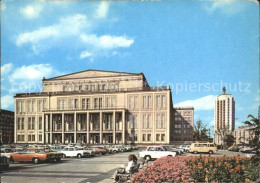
[[0, 150, 253, 183], [1, 151, 139, 183]]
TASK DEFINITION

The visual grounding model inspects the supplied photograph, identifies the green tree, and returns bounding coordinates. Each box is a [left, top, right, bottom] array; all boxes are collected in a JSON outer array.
[[193, 120, 210, 141], [243, 114, 260, 154], [223, 131, 235, 148]]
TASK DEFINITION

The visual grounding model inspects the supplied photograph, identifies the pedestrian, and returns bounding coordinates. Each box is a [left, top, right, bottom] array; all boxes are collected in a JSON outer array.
[[111, 154, 137, 181]]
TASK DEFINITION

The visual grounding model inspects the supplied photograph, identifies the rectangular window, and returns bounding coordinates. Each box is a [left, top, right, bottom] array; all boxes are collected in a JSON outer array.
[[147, 96, 152, 109], [156, 96, 160, 108], [147, 134, 151, 141], [32, 117, 35, 130], [142, 134, 146, 141], [161, 95, 166, 108], [134, 115, 138, 129], [147, 114, 151, 128], [129, 114, 134, 129], [129, 96, 133, 109], [28, 135, 31, 141], [86, 98, 90, 109], [39, 134, 42, 141], [82, 99, 86, 109], [161, 134, 165, 141], [134, 96, 138, 109], [156, 134, 160, 141], [39, 117, 42, 130], [142, 96, 147, 109], [142, 114, 146, 129], [28, 117, 32, 130], [156, 114, 160, 129], [161, 114, 165, 128]]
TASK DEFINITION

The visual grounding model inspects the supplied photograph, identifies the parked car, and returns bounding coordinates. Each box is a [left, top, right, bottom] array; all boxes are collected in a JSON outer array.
[[228, 145, 240, 152], [102, 145, 114, 153], [0, 148, 16, 158], [91, 147, 109, 155], [240, 146, 254, 153], [76, 147, 95, 157], [0, 155, 9, 170], [61, 147, 89, 158], [111, 145, 126, 152], [164, 146, 182, 155], [124, 145, 133, 152], [189, 142, 217, 154], [139, 146, 176, 161], [10, 148, 62, 164]]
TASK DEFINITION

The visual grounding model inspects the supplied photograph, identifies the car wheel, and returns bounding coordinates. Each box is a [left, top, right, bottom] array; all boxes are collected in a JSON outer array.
[[167, 155, 173, 157], [186, 150, 190, 153], [56, 157, 61, 162], [209, 150, 213, 154], [113, 150, 117, 153], [77, 154, 82, 158], [99, 152, 102, 156], [144, 155, 151, 161], [33, 158, 40, 164], [62, 154, 66, 158], [194, 151, 198, 154], [86, 153, 90, 158]]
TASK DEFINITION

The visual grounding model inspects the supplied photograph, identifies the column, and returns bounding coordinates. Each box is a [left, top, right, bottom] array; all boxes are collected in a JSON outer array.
[[87, 112, 89, 144], [113, 111, 116, 144], [122, 110, 125, 144], [74, 112, 77, 143], [50, 113, 53, 144], [100, 112, 103, 144], [62, 113, 64, 144]]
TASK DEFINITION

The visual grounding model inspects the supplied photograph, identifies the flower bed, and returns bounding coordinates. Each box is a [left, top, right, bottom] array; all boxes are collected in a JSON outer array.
[[131, 155, 260, 183], [131, 157, 194, 183], [186, 155, 260, 183]]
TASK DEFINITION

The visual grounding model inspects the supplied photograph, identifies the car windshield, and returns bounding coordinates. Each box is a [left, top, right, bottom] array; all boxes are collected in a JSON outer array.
[[36, 149, 45, 153]]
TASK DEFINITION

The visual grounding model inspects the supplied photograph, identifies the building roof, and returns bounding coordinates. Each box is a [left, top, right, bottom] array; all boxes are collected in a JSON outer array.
[[44, 69, 143, 81], [173, 107, 194, 110]]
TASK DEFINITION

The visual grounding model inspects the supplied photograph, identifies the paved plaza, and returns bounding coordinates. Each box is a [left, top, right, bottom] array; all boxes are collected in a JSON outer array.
[[0, 150, 252, 183]]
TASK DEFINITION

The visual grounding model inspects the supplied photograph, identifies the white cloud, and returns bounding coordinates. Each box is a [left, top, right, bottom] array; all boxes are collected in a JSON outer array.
[[16, 14, 88, 46], [175, 95, 216, 111], [9, 64, 59, 82], [20, 4, 43, 19], [80, 50, 92, 59], [95, 1, 109, 19], [1, 95, 13, 109], [1, 63, 13, 75], [80, 34, 134, 49], [204, 0, 246, 15]]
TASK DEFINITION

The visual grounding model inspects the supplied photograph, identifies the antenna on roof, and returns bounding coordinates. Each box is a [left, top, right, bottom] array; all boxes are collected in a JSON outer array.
[[222, 87, 226, 94]]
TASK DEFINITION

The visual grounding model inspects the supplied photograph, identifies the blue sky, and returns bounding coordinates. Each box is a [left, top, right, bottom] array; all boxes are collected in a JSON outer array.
[[1, 0, 259, 133]]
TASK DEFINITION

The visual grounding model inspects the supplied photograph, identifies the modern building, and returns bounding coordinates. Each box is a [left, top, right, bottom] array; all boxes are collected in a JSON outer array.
[[14, 70, 174, 145], [214, 88, 235, 145], [171, 107, 194, 144], [0, 109, 14, 144], [234, 126, 256, 145]]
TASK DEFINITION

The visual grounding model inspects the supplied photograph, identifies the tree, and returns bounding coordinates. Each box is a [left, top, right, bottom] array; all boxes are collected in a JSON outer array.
[[214, 127, 229, 149], [193, 120, 210, 141], [223, 132, 235, 148], [243, 114, 260, 154]]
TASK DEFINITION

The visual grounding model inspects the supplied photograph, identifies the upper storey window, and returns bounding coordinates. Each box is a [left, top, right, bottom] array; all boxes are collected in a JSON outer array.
[[27, 100, 36, 113], [58, 99, 67, 110], [16, 100, 25, 113], [155, 94, 166, 109]]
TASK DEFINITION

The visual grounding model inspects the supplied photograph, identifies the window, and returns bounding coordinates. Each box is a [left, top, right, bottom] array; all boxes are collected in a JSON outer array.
[[156, 134, 160, 141], [82, 99, 86, 109], [58, 99, 67, 110], [129, 96, 133, 109], [39, 117, 42, 130], [27, 100, 35, 112], [28, 135, 35, 142], [147, 114, 151, 128], [142, 114, 146, 129], [161, 95, 166, 108], [142, 134, 146, 141], [17, 135, 24, 141], [156, 113, 166, 129], [134, 96, 138, 109], [156, 96, 160, 108], [17, 100, 25, 113], [147, 134, 151, 141], [17, 117, 24, 130], [147, 96, 152, 109], [161, 114, 165, 128], [142, 96, 147, 109]]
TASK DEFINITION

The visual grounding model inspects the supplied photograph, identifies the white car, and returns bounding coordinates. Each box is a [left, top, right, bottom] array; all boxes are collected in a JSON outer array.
[[0, 148, 15, 158], [139, 146, 176, 161], [61, 147, 89, 158]]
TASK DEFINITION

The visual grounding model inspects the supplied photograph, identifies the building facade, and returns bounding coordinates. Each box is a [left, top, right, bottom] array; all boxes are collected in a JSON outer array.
[[0, 109, 14, 144], [14, 70, 174, 145], [214, 89, 235, 145], [234, 126, 256, 145], [171, 107, 194, 144]]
